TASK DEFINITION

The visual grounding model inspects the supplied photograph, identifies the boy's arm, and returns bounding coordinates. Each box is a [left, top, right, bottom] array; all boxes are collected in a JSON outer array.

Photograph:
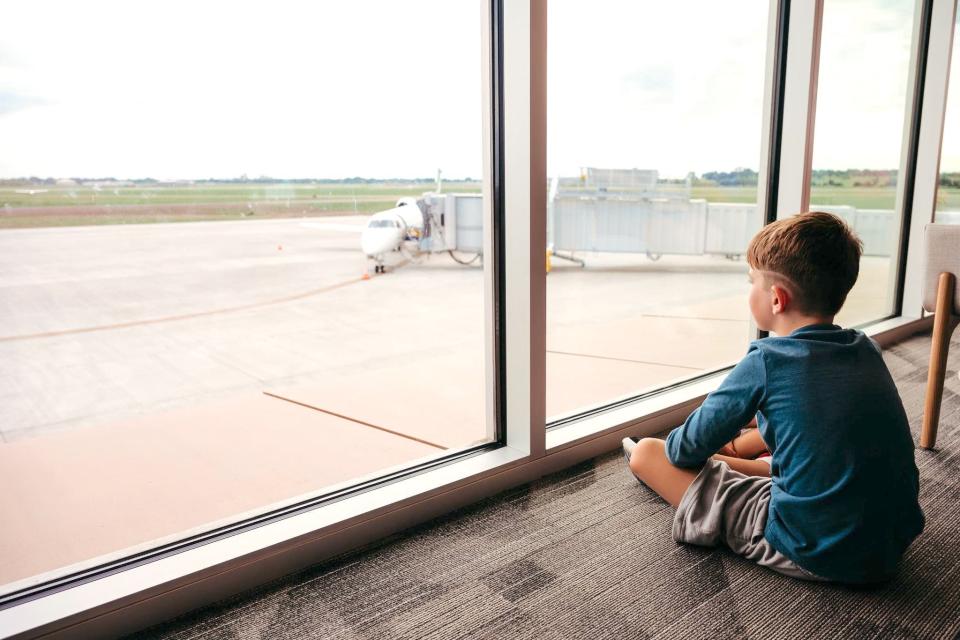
[[665, 347, 767, 468]]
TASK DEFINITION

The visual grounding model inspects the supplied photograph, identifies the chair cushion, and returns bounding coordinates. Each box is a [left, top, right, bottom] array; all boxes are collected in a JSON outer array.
[[922, 224, 960, 314]]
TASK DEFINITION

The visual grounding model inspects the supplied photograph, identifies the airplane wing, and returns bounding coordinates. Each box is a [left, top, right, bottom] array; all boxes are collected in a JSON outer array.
[[300, 222, 366, 233]]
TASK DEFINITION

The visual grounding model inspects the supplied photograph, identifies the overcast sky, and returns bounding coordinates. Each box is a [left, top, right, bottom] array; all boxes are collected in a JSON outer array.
[[0, 0, 954, 181]]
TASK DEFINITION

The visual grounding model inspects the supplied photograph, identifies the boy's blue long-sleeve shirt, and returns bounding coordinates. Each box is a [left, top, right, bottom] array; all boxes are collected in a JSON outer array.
[[665, 324, 924, 584]]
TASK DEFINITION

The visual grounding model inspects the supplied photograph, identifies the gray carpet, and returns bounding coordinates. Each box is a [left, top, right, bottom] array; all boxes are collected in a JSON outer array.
[[135, 330, 960, 640]]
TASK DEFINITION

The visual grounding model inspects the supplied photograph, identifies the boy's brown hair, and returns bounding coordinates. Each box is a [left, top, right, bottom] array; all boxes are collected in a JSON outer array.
[[746, 211, 864, 316]]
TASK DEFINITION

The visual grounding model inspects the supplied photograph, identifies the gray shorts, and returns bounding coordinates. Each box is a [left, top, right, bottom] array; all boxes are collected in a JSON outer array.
[[673, 457, 827, 582]]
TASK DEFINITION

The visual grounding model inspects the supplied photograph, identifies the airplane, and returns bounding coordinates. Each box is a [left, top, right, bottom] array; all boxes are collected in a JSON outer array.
[[299, 169, 490, 275], [301, 196, 427, 274], [358, 197, 425, 273]]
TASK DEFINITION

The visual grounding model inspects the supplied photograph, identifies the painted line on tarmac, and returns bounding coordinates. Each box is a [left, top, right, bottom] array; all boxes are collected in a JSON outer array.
[[0, 276, 366, 343], [263, 391, 448, 450], [546, 349, 703, 371]]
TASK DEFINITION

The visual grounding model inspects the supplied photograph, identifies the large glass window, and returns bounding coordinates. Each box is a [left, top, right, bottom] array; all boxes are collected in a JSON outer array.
[[936, 9, 960, 224], [546, 1, 771, 422], [0, 0, 489, 596], [808, 0, 916, 326]]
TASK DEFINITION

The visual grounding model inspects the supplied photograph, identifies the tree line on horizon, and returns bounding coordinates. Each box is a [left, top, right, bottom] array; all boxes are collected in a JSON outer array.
[[3, 170, 959, 188], [0, 176, 474, 187], [699, 168, 960, 189]]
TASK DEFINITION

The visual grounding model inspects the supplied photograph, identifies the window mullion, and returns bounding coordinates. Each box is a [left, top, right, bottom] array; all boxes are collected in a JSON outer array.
[[776, 0, 823, 218], [501, 0, 546, 459]]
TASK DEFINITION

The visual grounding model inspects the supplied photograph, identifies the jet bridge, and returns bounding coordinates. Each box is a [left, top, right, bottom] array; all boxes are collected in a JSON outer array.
[[417, 192, 484, 255], [548, 168, 760, 259], [548, 169, 901, 259], [550, 196, 898, 259]]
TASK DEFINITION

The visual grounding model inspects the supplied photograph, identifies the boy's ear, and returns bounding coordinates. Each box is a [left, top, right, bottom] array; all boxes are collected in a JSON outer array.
[[770, 283, 791, 315]]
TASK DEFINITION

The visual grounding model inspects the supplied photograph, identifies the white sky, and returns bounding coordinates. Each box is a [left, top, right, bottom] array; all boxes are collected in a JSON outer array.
[[0, 0, 952, 181], [547, 0, 771, 178]]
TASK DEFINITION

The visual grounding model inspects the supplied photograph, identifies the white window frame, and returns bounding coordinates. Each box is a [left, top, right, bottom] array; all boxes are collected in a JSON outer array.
[[902, 0, 958, 317], [0, 1, 948, 637]]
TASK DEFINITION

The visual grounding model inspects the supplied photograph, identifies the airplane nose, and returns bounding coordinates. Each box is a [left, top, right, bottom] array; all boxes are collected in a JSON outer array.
[[362, 229, 402, 256]]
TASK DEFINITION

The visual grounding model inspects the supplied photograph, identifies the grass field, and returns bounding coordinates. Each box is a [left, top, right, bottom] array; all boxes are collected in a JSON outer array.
[[0, 182, 484, 208], [1, 181, 957, 230], [0, 182, 482, 229]]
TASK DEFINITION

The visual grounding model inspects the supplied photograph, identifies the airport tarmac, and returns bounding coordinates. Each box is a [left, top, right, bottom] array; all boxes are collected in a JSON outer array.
[[0, 217, 891, 589]]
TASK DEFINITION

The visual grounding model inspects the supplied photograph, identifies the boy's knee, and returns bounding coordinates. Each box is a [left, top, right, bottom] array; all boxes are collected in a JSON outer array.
[[629, 437, 665, 475]]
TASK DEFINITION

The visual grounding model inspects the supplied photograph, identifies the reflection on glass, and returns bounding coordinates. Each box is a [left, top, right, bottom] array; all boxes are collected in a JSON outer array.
[[546, 1, 769, 421], [808, 0, 915, 326], [935, 12, 960, 224], [0, 1, 488, 596]]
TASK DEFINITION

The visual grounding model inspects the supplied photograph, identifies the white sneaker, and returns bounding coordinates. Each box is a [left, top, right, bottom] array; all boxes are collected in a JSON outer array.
[[622, 437, 637, 467], [622, 437, 641, 481]]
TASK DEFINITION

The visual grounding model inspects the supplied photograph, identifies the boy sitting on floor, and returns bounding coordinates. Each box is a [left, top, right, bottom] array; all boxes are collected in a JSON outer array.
[[623, 211, 924, 584]]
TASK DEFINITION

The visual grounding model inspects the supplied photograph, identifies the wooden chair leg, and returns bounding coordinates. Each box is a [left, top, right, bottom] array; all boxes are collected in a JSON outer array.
[[921, 272, 958, 449]]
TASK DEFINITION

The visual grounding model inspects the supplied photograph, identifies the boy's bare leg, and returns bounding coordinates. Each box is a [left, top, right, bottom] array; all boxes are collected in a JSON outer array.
[[629, 439, 772, 507], [628, 438, 699, 507]]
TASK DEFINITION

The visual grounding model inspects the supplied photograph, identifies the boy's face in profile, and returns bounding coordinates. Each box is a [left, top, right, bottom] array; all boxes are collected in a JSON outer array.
[[748, 268, 774, 331]]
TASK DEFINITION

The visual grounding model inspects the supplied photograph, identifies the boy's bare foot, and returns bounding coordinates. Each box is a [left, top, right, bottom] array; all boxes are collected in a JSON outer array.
[[628, 438, 700, 507]]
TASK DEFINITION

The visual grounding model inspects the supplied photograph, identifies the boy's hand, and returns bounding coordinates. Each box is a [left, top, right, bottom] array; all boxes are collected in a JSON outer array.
[[718, 425, 767, 460]]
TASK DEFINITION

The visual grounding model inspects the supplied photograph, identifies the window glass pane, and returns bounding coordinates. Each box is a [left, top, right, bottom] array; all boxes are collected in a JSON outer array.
[[808, 0, 916, 326], [0, 0, 488, 594], [546, 1, 770, 421], [935, 11, 960, 224]]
